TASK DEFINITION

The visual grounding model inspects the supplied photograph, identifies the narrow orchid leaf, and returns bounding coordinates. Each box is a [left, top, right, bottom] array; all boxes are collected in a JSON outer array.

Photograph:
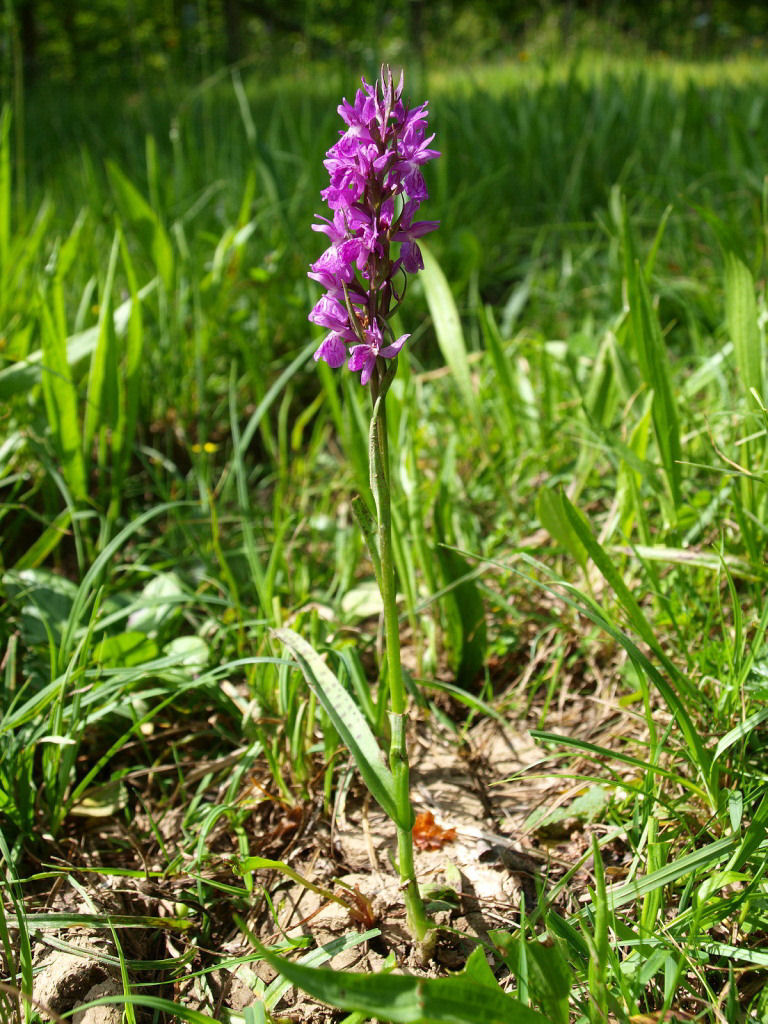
[[272, 628, 400, 826], [261, 928, 382, 1011]]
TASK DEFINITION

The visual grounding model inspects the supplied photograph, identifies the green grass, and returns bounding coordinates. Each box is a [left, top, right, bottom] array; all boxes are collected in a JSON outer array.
[[2, 50, 768, 1022]]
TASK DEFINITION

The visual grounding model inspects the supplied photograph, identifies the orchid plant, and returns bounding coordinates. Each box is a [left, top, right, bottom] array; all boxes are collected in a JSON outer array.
[[275, 66, 439, 945]]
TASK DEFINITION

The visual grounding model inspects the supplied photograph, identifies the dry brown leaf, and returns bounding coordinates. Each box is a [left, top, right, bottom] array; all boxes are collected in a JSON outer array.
[[413, 810, 457, 850]]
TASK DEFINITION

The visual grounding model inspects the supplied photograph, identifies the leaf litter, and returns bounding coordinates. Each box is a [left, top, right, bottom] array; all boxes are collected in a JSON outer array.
[[16, 641, 646, 1022]]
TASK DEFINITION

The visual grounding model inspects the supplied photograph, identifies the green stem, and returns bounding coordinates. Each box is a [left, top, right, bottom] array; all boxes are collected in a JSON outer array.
[[369, 366, 432, 943]]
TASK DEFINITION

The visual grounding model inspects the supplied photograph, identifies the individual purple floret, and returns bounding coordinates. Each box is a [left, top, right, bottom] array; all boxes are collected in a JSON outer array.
[[348, 322, 411, 387], [308, 66, 439, 385]]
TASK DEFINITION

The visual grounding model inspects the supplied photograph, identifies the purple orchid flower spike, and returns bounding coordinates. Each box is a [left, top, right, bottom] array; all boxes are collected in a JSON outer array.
[[308, 65, 439, 387]]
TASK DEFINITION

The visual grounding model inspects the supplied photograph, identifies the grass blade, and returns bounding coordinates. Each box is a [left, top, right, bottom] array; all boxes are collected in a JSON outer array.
[[106, 159, 174, 291], [0, 280, 157, 401], [0, 106, 10, 303], [0, 829, 33, 1023], [420, 243, 479, 418], [112, 225, 144, 502], [536, 488, 588, 571], [579, 833, 739, 915], [83, 232, 120, 451], [559, 496, 714, 796], [724, 250, 763, 402], [38, 294, 87, 501], [625, 256, 682, 509]]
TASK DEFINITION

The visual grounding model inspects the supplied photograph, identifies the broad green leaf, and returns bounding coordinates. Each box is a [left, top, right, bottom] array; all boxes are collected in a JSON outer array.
[[3, 568, 78, 648], [92, 631, 160, 668], [340, 580, 384, 619], [725, 251, 763, 402], [460, 946, 504, 990], [251, 936, 549, 1024], [61, 502, 191, 661], [272, 628, 400, 826], [524, 784, 609, 832], [126, 571, 186, 635], [491, 931, 572, 1024], [259, 927, 382, 1012], [162, 636, 209, 670], [69, 779, 128, 817]]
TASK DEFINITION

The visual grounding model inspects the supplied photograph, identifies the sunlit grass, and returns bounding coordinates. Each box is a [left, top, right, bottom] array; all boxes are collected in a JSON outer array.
[[1, 49, 768, 1022]]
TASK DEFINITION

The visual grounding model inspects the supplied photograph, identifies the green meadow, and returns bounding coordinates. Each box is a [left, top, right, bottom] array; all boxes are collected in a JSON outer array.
[[2, 46, 768, 1023]]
